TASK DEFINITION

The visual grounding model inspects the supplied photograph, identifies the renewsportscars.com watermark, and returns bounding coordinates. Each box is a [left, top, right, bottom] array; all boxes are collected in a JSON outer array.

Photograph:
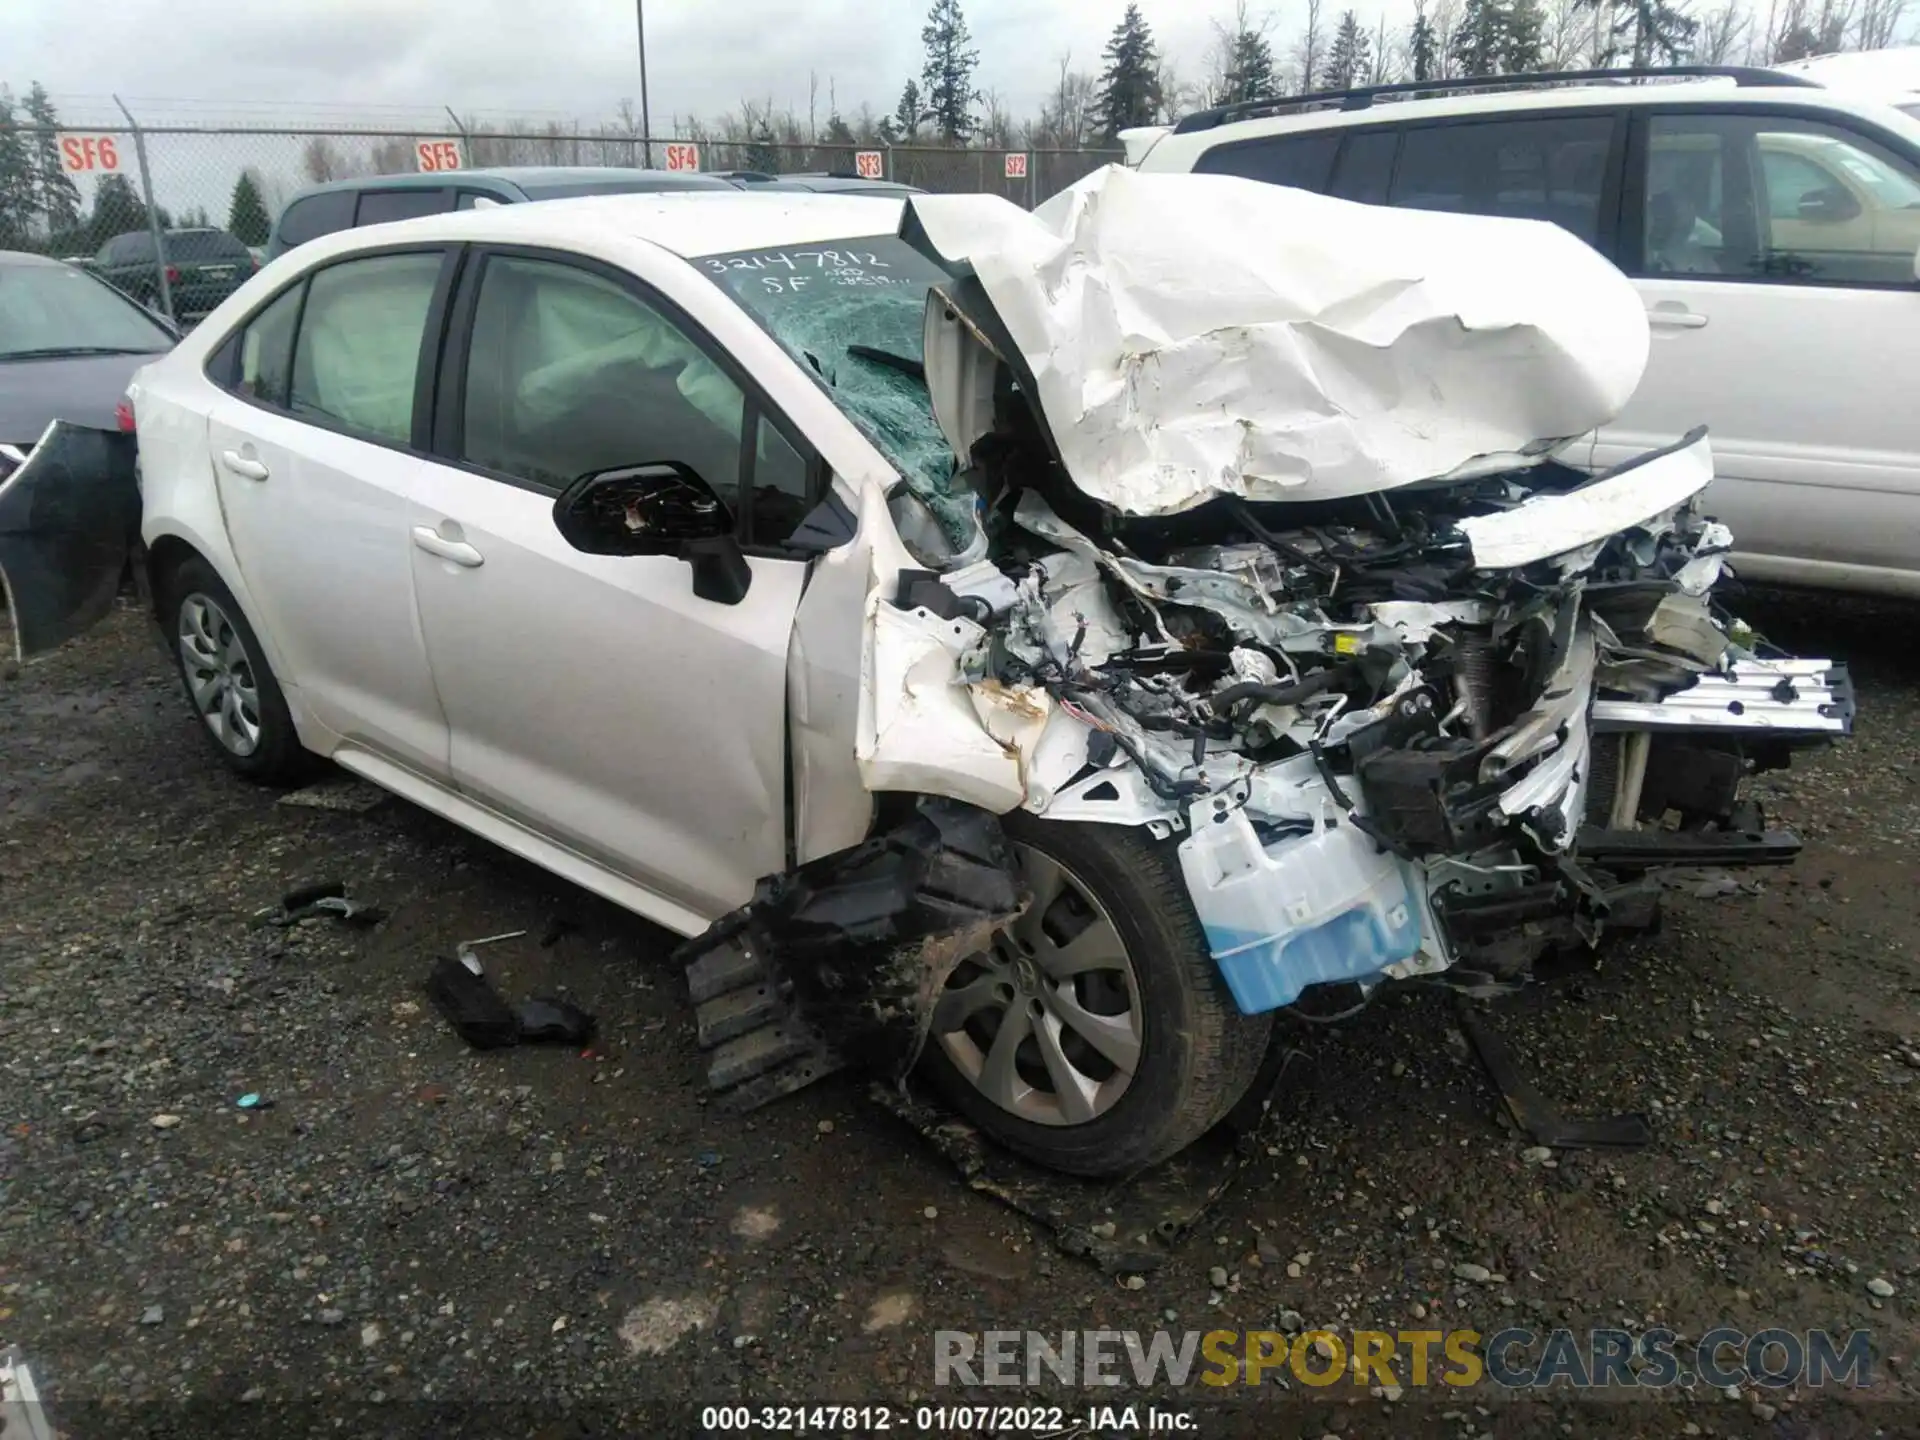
[[935, 1327, 1874, 1391]]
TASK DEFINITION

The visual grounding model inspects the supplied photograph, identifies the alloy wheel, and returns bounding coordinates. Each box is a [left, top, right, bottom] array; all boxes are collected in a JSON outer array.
[[177, 592, 262, 757], [931, 842, 1143, 1127]]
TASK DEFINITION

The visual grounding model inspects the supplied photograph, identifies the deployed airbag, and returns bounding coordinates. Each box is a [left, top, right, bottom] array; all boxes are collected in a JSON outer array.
[[906, 167, 1651, 516]]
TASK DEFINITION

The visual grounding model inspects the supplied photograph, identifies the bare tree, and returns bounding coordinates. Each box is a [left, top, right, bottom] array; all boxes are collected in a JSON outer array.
[[1431, 0, 1464, 78], [1853, 0, 1909, 47], [1542, 0, 1596, 68], [1293, 0, 1327, 90], [1371, 12, 1396, 80], [1693, 0, 1753, 60], [301, 136, 346, 183]]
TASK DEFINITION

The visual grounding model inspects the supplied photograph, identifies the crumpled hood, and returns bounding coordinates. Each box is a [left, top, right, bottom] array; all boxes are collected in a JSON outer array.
[[903, 166, 1651, 516]]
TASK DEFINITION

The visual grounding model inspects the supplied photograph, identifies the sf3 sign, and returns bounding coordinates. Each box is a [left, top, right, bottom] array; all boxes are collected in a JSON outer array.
[[416, 140, 464, 172], [664, 143, 701, 172], [854, 151, 884, 179], [59, 136, 121, 173]]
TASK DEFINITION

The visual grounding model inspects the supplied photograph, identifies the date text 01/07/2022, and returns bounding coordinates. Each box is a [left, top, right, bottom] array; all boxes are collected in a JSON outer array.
[[697, 1403, 1199, 1433]]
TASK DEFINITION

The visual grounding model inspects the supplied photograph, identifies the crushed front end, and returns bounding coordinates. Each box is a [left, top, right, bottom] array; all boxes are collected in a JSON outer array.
[[855, 425, 1849, 1018]]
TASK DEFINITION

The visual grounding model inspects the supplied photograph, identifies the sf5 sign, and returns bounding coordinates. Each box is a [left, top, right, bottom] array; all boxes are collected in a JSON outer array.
[[60, 135, 122, 173], [664, 142, 701, 172], [416, 140, 464, 172]]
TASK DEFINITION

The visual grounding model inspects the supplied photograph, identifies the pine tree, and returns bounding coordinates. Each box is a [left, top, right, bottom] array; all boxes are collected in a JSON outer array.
[[23, 84, 80, 236], [920, 0, 980, 144], [0, 92, 39, 249], [1222, 29, 1280, 104], [1504, 0, 1545, 70], [1451, 0, 1508, 76], [1599, 0, 1698, 64], [1095, 3, 1164, 140], [1320, 11, 1373, 89], [227, 170, 271, 247], [893, 79, 925, 142], [1410, 2, 1441, 80], [87, 172, 151, 252]]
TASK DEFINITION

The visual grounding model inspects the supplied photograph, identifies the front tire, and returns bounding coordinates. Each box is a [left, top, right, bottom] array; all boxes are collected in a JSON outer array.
[[918, 811, 1271, 1177], [162, 556, 310, 783]]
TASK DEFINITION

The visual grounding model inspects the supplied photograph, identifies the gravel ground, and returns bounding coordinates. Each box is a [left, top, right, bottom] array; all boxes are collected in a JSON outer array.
[[1, 585, 1916, 1439]]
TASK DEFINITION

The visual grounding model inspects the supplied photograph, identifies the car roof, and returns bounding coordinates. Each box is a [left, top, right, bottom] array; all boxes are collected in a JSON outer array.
[[1136, 71, 1920, 170], [1776, 45, 1920, 97], [289, 190, 914, 263], [287, 166, 734, 198], [0, 249, 69, 268]]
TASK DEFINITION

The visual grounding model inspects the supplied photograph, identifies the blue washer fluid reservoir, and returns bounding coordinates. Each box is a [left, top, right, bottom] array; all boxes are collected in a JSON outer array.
[[1176, 802, 1422, 1015]]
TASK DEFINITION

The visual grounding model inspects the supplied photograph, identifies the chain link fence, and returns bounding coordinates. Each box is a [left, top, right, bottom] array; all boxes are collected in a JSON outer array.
[[2, 120, 1123, 324]]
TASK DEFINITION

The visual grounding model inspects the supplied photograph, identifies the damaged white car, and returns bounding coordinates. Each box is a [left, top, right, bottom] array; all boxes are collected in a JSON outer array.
[[2, 170, 1850, 1177]]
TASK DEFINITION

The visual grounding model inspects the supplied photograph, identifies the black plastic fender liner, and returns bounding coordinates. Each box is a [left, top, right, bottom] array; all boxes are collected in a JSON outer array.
[[676, 799, 1029, 1108], [0, 422, 141, 662]]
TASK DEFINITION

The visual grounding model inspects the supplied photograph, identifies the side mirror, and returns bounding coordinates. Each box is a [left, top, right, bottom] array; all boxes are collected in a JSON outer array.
[[1796, 186, 1861, 223], [552, 462, 752, 605]]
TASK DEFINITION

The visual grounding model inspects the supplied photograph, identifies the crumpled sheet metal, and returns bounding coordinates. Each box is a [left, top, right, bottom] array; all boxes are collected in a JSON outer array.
[[906, 167, 1650, 516], [0, 422, 140, 663]]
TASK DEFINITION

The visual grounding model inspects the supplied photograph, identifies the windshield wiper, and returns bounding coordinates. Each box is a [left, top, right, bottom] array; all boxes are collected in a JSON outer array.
[[0, 346, 164, 361], [846, 345, 926, 382]]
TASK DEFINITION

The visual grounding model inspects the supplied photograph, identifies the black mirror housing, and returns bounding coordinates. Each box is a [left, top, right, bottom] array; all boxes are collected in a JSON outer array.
[[551, 462, 752, 604]]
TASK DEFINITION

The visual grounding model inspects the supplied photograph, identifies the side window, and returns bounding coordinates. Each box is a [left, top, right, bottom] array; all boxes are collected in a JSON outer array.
[[459, 256, 748, 508], [1641, 114, 1920, 286], [276, 191, 357, 249], [1194, 132, 1339, 192], [234, 283, 303, 405], [356, 188, 454, 226], [748, 414, 812, 545], [288, 252, 442, 443], [1329, 129, 1398, 206], [1391, 116, 1615, 246]]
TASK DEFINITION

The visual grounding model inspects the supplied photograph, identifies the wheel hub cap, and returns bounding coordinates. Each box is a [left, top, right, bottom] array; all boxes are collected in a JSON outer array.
[[931, 842, 1143, 1128], [177, 592, 262, 758]]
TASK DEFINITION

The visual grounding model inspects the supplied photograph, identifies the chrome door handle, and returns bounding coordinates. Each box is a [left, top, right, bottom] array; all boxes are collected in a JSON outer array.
[[1647, 307, 1708, 330], [219, 450, 270, 481], [411, 526, 484, 568]]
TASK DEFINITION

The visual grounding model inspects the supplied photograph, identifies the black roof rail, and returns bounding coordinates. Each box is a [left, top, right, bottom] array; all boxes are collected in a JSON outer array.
[[1171, 65, 1823, 134]]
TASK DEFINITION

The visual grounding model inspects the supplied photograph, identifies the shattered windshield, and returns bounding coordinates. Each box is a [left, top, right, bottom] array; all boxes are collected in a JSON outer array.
[[698, 236, 968, 543]]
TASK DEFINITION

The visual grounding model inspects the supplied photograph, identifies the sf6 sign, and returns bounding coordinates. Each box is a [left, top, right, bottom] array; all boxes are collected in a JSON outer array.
[[60, 135, 121, 173], [416, 140, 464, 172]]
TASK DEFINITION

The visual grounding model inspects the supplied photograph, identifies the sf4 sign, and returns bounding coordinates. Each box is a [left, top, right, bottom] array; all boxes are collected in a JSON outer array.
[[664, 143, 701, 172], [1004, 152, 1028, 180], [60, 135, 121, 173], [854, 150, 884, 180], [416, 140, 464, 172]]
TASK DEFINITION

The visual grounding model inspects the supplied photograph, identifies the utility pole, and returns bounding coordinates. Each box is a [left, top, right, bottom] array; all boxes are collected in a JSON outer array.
[[636, 0, 654, 168]]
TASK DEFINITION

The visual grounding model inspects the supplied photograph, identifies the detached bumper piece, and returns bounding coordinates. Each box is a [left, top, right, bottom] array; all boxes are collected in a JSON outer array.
[[676, 800, 1026, 1110], [0, 421, 141, 663]]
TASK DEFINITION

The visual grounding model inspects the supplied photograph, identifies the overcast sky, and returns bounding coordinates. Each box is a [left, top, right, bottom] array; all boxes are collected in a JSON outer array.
[[3, 0, 1397, 130]]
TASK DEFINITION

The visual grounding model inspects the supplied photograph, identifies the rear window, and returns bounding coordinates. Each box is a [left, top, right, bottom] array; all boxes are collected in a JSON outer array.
[[1389, 115, 1615, 246], [1193, 133, 1339, 192], [355, 188, 454, 225], [167, 231, 250, 261], [276, 190, 356, 249]]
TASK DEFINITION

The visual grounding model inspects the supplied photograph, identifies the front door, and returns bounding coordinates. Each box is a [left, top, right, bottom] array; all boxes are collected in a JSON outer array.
[[1593, 109, 1920, 583], [206, 248, 454, 777], [406, 250, 818, 924]]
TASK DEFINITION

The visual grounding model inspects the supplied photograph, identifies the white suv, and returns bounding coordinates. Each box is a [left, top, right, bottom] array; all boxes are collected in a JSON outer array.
[[1131, 63, 1920, 598]]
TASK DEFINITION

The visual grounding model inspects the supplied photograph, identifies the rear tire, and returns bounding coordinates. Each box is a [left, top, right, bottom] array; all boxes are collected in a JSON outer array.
[[161, 555, 311, 784], [918, 811, 1271, 1177]]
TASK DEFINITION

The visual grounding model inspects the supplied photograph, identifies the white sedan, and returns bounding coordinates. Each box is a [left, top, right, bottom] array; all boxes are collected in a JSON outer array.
[[11, 174, 1848, 1175]]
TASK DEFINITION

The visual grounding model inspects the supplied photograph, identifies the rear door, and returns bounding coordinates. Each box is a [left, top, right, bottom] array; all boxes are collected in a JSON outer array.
[[204, 248, 456, 777], [404, 247, 819, 924], [1591, 108, 1920, 584]]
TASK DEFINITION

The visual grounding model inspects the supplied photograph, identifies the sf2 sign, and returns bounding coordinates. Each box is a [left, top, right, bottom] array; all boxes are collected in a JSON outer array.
[[664, 143, 701, 172], [416, 140, 464, 172], [854, 151, 884, 180], [60, 135, 121, 173], [1004, 152, 1029, 180]]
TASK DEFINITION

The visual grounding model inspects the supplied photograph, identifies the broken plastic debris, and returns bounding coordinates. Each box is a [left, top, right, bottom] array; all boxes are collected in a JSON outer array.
[[423, 951, 520, 1052], [515, 997, 596, 1046], [255, 880, 387, 929], [234, 1092, 273, 1110]]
